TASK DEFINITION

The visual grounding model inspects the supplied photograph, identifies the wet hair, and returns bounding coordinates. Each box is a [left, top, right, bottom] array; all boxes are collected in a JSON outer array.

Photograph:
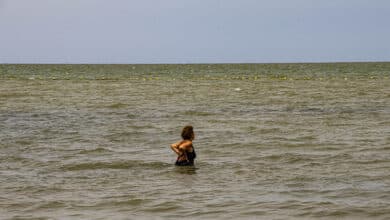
[[181, 125, 194, 140]]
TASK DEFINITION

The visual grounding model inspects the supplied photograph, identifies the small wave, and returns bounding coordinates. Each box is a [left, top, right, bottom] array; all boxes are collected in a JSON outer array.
[[95, 198, 151, 207], [258, 128, 281, 134], [261, 153, 314, 164], [61, 160, 170, 171], [36, 201, 67, 210], [1, 155, 29, 163], [0, 92, 29, 98], [142, 201, 182, 213], [14, 139, 34, 146], [78, 147, 113, 154], [182, 110, 214, 116], [298, 107, 326, 113], [299, 206, 386, 218], [107, 103, 128, 109], [354, 159, 389, 165]]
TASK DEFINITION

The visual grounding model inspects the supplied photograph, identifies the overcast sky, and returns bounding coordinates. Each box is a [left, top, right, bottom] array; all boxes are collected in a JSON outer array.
[[0, 0, 389, 64]]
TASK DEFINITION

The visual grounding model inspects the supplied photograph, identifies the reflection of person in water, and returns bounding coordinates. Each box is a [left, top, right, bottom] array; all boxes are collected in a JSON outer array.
[[170, 125, 196, 166]]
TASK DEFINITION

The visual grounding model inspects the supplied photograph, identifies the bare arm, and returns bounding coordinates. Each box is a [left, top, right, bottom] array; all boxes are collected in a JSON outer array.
[[170, 141, 183, 156]]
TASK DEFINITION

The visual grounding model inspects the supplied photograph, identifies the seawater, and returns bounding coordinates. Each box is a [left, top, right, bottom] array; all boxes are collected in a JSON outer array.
[[1, 63, 390, 219]]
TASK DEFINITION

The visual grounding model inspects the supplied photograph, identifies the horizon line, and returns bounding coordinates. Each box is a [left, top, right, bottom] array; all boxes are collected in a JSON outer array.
[[1, 60, 390, 65]]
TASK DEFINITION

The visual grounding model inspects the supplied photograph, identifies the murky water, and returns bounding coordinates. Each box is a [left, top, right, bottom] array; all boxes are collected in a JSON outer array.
[[1, 63, 390, 219]]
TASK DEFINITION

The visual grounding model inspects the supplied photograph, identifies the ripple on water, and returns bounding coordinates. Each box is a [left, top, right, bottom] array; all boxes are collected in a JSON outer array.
[[78, 147, 113, 154], [60, 160, 171, 171]]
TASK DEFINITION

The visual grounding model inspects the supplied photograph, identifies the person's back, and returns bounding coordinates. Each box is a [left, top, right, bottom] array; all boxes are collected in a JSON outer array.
[[170, 126, 196, 166]]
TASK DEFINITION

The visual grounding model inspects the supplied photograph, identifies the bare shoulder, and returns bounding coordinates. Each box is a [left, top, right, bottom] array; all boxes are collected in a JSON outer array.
[[179, 140, 193, 150], [171, 140, 183, 147]]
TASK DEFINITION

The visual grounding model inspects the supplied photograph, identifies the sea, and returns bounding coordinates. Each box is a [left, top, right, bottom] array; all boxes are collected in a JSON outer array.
[[1, 63, 390, 219]]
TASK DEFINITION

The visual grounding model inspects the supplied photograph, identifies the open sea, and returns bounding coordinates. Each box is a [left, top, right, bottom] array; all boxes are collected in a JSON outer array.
[[1, 63, 390, 219]]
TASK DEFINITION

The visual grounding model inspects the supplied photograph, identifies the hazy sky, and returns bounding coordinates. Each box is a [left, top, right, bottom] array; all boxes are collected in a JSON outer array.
[[1, 0, 389, 63]]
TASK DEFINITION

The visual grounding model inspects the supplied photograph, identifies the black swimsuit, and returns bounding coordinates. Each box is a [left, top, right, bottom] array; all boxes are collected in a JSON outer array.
[[175, 146, 196, 166]]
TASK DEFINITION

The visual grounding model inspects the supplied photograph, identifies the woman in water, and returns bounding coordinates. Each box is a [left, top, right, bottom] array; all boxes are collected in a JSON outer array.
[[170, 125, 196, 166]]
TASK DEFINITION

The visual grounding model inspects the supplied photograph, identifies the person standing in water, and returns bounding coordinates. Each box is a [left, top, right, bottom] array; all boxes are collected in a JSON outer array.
[[170, 125, 196, 166]]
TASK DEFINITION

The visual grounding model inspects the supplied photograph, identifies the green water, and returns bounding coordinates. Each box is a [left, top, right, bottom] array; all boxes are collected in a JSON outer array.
[[1, 63, 390, 219]]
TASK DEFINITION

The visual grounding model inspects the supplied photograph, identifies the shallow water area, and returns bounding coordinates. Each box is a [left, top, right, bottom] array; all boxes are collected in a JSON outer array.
[[1, 63, 390, 219]]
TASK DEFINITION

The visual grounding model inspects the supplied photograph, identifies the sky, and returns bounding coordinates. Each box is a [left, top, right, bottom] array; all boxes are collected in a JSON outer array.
[[0, 0, 389, 64]]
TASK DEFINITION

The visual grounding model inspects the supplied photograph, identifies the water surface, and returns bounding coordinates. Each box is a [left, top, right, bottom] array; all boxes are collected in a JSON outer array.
[[1, 63, 390, 219]]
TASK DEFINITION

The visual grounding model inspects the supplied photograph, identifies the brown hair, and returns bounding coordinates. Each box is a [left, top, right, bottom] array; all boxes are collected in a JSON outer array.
[[181, 125, 194, 140]]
